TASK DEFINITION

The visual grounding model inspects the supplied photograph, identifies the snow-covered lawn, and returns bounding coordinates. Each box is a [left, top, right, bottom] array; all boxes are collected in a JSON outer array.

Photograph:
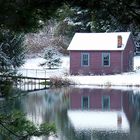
[[19, 56, 69, 78], [20, 55, 140, 87]]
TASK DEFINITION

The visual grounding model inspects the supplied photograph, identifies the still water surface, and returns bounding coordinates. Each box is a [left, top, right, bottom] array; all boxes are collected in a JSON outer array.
[[0, 87, 140, 140]]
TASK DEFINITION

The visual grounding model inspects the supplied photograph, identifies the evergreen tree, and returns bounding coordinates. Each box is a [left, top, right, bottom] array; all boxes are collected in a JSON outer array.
[[0, 30, 26, 75], [0, 110, 56, 139], [55, 4, 92, 38], [0, 0, 139, 33], [40, 47, 62, 69]]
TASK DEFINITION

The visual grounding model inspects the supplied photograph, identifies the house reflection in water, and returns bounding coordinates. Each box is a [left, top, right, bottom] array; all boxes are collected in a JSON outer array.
[[67, 88, 134, 134]]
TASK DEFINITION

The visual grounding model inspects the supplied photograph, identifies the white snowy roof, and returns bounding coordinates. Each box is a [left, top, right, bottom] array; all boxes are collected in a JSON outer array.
[[67, 32, 131, 51], [67, 110, 130, 132]]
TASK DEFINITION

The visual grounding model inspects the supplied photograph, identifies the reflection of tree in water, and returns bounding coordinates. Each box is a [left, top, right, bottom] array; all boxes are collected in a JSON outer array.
[[55, 108, 77, 140], [0, 91, 23, 114], [19, 88, 70, 140], [128, 92, 140, 140], [131, 93, 140, 120], [20, 90, 61, 124], [0, 91, 50, 140]]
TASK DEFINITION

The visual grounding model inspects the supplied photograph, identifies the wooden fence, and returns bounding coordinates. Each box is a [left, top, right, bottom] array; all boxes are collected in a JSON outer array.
[[18, 68, 47, 78], [0, 74, 50, 92]]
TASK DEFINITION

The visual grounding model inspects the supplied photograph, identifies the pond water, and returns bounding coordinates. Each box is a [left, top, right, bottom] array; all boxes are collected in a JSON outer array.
[[0, 87, 140, 140]]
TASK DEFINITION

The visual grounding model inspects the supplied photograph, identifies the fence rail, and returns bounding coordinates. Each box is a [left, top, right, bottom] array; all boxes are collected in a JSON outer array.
[[18, 68, 47, 78], [0, 73, 50, 92]]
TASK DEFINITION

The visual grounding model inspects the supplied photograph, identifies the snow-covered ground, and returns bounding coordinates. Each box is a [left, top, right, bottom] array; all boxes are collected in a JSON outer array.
[[19, 55, 140, 87], [19, 56, 69, 78]]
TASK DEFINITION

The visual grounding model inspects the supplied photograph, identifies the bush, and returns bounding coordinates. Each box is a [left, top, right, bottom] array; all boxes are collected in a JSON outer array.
[[0, 80, 13, 96], [49, 77, 74, 87]]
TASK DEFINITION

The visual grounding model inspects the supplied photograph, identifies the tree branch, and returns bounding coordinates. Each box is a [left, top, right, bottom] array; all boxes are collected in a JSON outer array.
[[0, 120, 21, 138]]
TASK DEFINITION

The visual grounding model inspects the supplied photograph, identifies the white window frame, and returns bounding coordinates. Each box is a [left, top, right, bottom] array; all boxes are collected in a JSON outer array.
[[81, 53, 90, 66], [102, 96, 110, 110], [102, 52, 110, 67], [81, 96, 90, 109]]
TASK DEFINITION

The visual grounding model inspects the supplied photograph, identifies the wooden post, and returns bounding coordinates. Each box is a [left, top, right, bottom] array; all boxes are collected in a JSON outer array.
[[39, 79, 40, 89], [20, 77, 22, 90], [31, 79, 33, 90], [24, 78, 26, 91], [34, 79, 36, 90], [36, 69, 37, 77], [45, 79, 46, 89], [45, 70, 46, 78], [27, 78, 29, 91], [26, 69, 28, 77]]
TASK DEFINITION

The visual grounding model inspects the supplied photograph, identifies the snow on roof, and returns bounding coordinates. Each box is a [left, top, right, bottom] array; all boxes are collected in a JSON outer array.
[[67, 110, 130, 132], [67, 32, 131, 51]]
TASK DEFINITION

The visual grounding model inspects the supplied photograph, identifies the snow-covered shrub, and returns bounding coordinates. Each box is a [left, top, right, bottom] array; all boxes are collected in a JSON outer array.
[[63, 68, 69, 76], [78, 69, 84, 75], [104, 81, 112, 87], [50, 76, 74, 87]]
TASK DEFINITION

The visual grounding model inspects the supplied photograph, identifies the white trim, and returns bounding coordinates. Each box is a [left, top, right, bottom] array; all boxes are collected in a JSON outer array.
[[81, 53, 90, 67], [102, 52, 110, 67], [81, 96, 90, 109], [102, 95, 110, 110]]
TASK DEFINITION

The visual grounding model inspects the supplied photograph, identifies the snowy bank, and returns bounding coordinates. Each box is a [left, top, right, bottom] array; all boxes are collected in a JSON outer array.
[[20, 55, 140, 87], [68, 73, 140, 86]]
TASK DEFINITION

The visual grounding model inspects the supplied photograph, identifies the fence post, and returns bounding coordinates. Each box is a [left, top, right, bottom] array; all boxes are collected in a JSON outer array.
[[26, 69, 28, 77], [45, 79, 46, 89], [45, 70, 46, 78], [36, 69, 37, 77]]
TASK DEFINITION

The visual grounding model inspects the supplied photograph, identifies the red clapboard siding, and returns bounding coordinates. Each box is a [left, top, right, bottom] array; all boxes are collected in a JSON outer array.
[[70, 51, 123, 75], [123, 35, 135, 72]]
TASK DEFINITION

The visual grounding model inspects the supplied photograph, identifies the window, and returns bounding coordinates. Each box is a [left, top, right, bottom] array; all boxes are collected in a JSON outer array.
[[102, 53, 110, 66], [81, 53, 90, 66], [102, 96, 110, 110], [82, 96, 89, 109]]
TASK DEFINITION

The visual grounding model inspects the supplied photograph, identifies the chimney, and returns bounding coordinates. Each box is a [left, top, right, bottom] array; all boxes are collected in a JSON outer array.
[[117, 35, 122, 48]]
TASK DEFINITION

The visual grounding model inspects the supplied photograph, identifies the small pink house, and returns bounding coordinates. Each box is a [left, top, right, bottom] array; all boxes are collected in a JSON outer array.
[[67, 32, 135, 75]]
